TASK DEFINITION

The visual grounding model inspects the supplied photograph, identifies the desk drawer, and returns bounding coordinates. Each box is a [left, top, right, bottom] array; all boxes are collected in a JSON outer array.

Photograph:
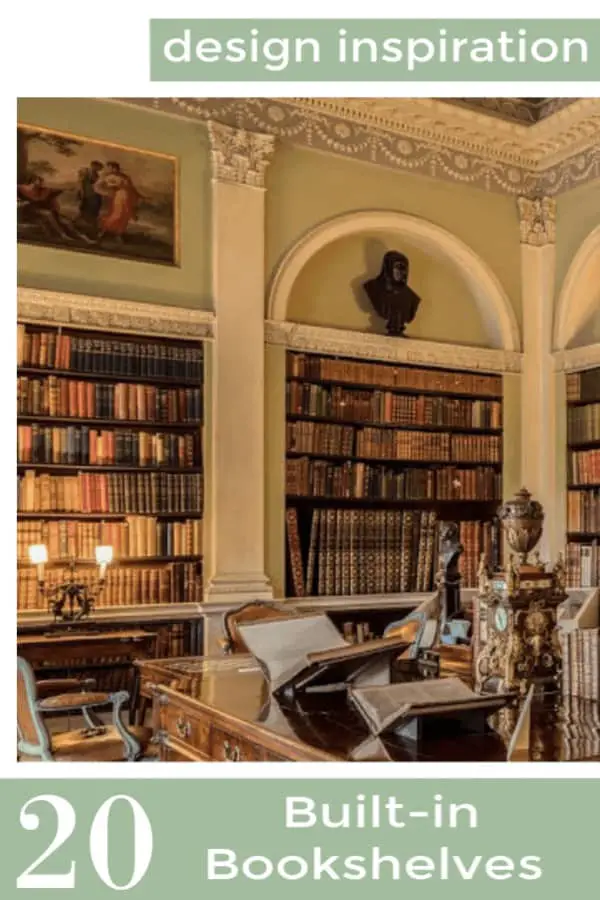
[[161, 705, 211, 756], [211, 727, 264, 762]]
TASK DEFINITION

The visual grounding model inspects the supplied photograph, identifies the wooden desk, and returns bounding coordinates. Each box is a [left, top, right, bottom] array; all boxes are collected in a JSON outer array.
[[19, 629, 157, 725], [138, 655, 600, 762]]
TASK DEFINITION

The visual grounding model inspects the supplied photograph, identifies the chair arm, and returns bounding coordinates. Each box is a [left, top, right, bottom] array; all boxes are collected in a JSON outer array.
[[36, 678, 96, 699], [37, 691, 113, 713]]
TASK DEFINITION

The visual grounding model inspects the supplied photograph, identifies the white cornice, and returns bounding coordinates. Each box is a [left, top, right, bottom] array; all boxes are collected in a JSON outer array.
[[265, 320, 522, 374], [17, 287, 215, 341], [554, 343, 600, 373], [119, 98, 600, 197]]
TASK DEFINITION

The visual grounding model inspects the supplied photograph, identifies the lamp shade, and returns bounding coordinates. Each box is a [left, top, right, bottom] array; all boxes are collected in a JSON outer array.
[[28, 544, 48, 565], [95, 545, 114, 566]]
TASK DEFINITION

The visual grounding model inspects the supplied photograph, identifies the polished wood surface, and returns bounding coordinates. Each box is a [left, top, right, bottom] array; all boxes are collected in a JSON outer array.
[[19, 629, 157, 725], [139, 655, 600, 762]]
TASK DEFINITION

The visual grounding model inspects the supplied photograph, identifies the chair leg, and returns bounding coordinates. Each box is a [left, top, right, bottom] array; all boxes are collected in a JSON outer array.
[[111, 692, 142, 761]]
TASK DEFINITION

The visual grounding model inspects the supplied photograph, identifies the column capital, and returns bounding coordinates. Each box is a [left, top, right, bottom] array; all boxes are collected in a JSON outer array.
[[517, 195, 557, 246], [207, 120, 276, 188]]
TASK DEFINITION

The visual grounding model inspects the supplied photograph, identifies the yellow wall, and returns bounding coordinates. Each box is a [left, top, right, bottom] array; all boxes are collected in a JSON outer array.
[[18, 99, 211, 309], [266, 143, 522, 328], [556, 178, 600, 303]]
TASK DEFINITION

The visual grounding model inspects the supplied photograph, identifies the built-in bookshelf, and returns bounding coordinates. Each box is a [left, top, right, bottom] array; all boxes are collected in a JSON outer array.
[[17, 321, 204, 616], [285, 351, 503, 597], [566, 367, 600, 588]]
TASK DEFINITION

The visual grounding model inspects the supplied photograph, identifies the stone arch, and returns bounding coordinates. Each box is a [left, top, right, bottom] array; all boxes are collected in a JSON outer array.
[[267, 210, 520, 351], [554, 224, 600, 350]]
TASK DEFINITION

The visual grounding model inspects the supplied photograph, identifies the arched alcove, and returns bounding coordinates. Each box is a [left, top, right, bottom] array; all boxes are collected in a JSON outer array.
[[268, 210, 520, 352], [554, 224, 600, 350]]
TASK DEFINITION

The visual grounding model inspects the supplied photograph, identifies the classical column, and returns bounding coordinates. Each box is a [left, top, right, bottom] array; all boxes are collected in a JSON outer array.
[[517, 196, 558, 559], [204, 122, 276, 611]]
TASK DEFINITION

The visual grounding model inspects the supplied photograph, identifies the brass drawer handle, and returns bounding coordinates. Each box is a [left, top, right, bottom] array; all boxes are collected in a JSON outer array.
[[175, 716, 192, 740], [223, 740, 241, 762]]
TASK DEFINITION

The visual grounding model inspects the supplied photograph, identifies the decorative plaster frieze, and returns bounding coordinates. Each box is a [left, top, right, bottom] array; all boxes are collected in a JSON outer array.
[[265, 320, 522, 374], [17, 287, 215, 341], [554, 343, 600, 373], [517, 196, 556, 246], [207, 120, 275, 188], [117, 97, 600, 198]]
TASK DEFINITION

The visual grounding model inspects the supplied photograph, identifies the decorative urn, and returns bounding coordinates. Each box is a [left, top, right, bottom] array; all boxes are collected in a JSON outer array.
[[498, 487, 544, 566]]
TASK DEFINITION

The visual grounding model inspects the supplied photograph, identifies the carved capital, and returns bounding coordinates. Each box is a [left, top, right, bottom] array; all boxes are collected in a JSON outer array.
[[207, 121, 275, 188], [517, 196, 557, 246]]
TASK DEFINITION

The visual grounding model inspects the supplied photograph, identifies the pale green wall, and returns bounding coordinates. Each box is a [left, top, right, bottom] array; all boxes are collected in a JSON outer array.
[[556, 178, 600, 302], [18, 99, 211, 309], [266, 143, 522, 330], [288, 233, 490, 347]]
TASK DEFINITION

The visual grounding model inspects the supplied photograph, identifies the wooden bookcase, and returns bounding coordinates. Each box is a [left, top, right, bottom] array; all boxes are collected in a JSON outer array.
[[285, 351, 503, 598], [566, 366, 600, 587], [17, 320, 205, 660]]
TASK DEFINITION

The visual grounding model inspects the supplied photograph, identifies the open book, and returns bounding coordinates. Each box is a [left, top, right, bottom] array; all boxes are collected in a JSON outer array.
[[350, 677, 513, 736], [237, 614, 408, 695]]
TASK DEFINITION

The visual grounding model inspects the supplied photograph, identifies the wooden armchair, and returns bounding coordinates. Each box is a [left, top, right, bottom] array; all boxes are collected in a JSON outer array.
[[222, 601, 299, 654], [17, 657, 151, 762]]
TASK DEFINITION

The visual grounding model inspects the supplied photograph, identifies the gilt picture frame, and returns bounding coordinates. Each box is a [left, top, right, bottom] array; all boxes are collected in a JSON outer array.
[[17, 123, 180, 266]]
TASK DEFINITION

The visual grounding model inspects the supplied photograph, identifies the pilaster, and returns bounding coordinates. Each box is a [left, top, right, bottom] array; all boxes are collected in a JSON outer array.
[[517, 196, 558, 560], [204, 122, 276, 605]]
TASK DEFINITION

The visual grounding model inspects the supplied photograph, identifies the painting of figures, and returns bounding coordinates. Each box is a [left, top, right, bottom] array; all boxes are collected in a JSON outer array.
[[17, 124, 179, 265]]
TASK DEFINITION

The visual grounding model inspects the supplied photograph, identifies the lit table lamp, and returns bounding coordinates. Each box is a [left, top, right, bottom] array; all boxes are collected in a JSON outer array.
[[28, 543, 113, 624]]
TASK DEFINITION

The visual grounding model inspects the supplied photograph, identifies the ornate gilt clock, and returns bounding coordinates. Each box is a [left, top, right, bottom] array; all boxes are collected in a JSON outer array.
[[475, 488, 567, 696]]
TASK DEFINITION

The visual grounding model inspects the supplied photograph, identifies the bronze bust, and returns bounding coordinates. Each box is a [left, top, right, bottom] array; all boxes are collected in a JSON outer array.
[[363, 251, 421, 336]]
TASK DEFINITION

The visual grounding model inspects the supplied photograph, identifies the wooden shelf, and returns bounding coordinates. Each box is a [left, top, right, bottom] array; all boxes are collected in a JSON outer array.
[[287, 450, 502, 468], [567, 397, 600, 407], [287, 375, 502, 403], [567, 532, 600, 541], [18, 554, 203, 569], [287, 494, 498, 509], [17, 415, 202, 431], [18, 366, 202, 389], [18, 463, 202, 474], [287, 412, 502, 435], [17, 511, 203, 520], [568, 440, 600, 451], [567, 483, 600, 490]]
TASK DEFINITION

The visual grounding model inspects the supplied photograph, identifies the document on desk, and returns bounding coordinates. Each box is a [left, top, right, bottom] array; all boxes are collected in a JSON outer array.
[[237, 614, 407, 695]]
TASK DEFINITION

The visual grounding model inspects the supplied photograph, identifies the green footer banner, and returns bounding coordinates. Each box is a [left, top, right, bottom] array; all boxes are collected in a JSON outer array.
[[0, 778, 597, 897]]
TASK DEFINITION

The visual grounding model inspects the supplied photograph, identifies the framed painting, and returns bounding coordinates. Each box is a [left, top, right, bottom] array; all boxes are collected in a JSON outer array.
[[17, 124, 179, 266]]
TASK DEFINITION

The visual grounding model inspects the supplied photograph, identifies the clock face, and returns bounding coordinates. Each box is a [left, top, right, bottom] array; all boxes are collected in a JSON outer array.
[[494, 606, 509, 632]]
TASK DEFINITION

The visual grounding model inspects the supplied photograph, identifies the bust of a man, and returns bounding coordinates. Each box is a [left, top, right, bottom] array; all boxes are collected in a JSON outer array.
[[363, 251, 421, 336]]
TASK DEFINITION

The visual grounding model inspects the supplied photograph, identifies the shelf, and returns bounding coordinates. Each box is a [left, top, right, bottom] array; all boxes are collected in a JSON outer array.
[[287, 375, 502, 403], [17, 511, 203, 520], [18, 555, 203, 569], [568, 440, 600, 451], [18, 366, 202, 389], [567, 484, 600, 491], [287, 494, 499, 509], [18, 463, 202, 474], [287, 412, 502, 435], [567, 397, 600, 407], [17, 415, 202, 430], [567, 532, 600, 541], [287, 450, 502, 469]]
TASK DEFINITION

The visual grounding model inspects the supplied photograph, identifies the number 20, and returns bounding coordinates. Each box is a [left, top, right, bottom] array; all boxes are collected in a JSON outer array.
[[17, 794, 153, 890]]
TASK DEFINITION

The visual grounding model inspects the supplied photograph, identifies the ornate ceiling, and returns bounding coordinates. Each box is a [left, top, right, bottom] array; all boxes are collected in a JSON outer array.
[[118, 97, 600, 197]]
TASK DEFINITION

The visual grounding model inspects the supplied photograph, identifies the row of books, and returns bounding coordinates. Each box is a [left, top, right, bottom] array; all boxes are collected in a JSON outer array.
[[286, 458, 502, 501], [17, 425, 200, 469], [567, 489, 600, 535], [287, 353, 502, 397], [286, 507, 501, 597], [566, 368, 600, 404], [567, 402, 600, 445], [17, 517, 203, 562], [18, 471, 203, 515], [557, 694, 600, 760], [568, 449, 600, 485], [560, 630, 599, 701], [286, 382, 502, 429], [17, 561, 202, 611], [341, 621, 377, 643], [565, 542, 599, 587], [18, 376, 203, 423], [287, 421, 502, 463], [17, 324, 203, 381]]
